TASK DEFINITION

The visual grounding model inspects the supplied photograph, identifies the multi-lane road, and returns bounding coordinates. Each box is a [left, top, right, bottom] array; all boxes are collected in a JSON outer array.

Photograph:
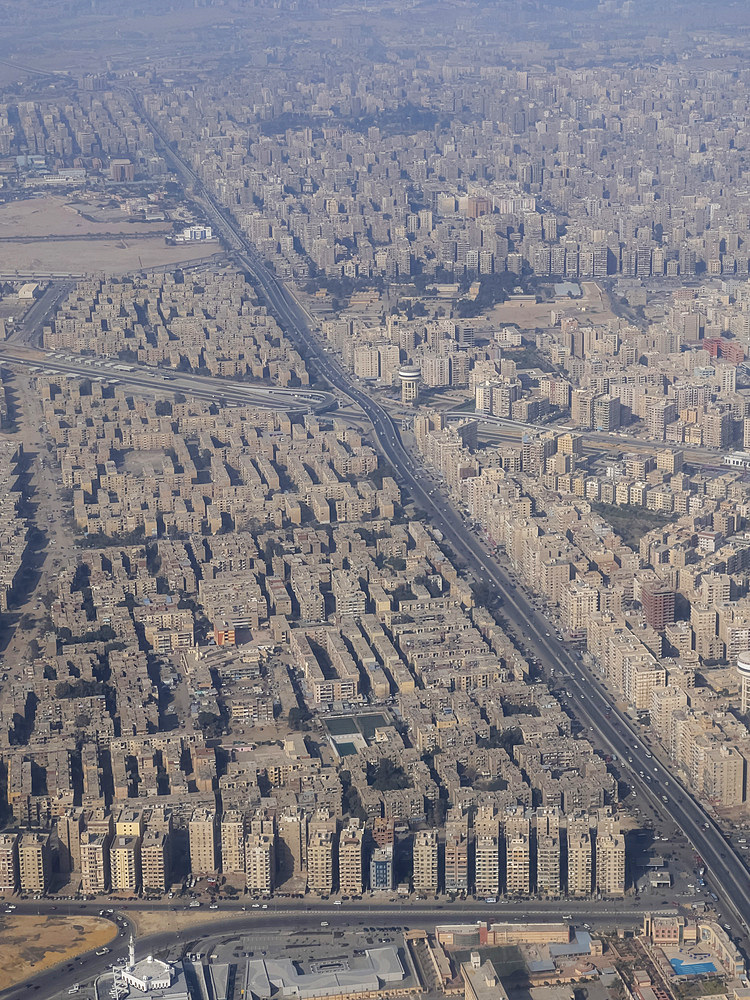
[[0, 345, 337, 414], [455, 409, 727, 467], [0, 896, 674, 1000], [128, 97, 750, 944]]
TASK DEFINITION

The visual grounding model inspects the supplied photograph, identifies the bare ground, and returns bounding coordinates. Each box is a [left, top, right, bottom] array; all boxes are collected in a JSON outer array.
[[0, 914, 116, 990]]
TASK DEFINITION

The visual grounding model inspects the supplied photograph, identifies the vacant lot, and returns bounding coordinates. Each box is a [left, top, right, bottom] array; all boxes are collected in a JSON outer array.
[[490, 280, 617, 331], [0, 238, 223, 276], [0, 914, 116, 989], [0, 195, 168, 238]]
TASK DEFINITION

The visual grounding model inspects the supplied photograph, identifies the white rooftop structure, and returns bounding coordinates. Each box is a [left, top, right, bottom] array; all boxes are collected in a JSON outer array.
[[244, 947, 404, 1000], [120, 938, 190, 1000]]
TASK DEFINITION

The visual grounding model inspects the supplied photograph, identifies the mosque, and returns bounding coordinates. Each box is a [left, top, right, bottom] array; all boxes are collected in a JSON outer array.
[[119, 937, 191, 1000]]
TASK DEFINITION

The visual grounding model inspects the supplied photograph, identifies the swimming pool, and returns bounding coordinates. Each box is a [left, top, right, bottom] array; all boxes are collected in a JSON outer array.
[[670, 958, 717, 976]]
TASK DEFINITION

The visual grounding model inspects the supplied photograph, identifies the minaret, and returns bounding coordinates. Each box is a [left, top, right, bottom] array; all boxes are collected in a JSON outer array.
[[128, 934, 135, 969]]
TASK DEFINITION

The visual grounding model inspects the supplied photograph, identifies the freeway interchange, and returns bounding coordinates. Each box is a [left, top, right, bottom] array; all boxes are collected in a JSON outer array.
[[2, 86, 744, 995], [133, 105, 750, 946], [0, 344, 336, 414]]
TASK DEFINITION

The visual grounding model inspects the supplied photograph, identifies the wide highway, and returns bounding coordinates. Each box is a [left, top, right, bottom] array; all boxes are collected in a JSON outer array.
[[0, 345, 336, 414], [454, 409, 727, 466], [0, 897, 673, 1000], [132, 90, 750, 938]]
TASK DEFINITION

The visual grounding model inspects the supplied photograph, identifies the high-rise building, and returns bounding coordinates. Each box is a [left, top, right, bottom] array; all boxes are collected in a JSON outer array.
[[0, 833, 19, 892], [141, 830, 170, 893], [80, 831, 111, 895], [18, 832, 51, 894], [473, 806, 500, 897], [399, 365, 421, 404], [412, 828, 439, 894], [245, 832, 275, 893], [338, 820, 363, 896], [369, 845, 394, 892], [566, 814, 592, 896], [738, 651, 750, 715], [56, 808, 85, 874], [220, 811, 246, 875], [504, 812, 530, 896], [189, 809, 218, 875], [593, 394, 621, 432], [641, 583, 676, 630], [277, 809, 307, 886], [307, 811, 336, 894], [110, 835, 141, 893], [444, 808, 469, 894], [535, 809, 561, 897], [595, 813, 625, 897]]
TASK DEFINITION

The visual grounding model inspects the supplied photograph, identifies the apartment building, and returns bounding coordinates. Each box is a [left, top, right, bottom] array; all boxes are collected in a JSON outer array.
[[566, 815, 592, 897], [245, 832, 275, 893], [220, 810, 246, 875], [412, 828, 439, 894], [307, 812, 336, 895], [80, 831, 111, 895], [338, 820, 364, 896], [444, 808, 469, 894], [595, 814, 625, 897], [110, 835, 141, 893], [0, 832, 19, 893], [141, 830, 170, 893], [189, 808, 218, 875], [535, 809, 561, 897], [277, 809, 307, 886], [18, 832, 51, 894], [474, 806, 500, 897], [504, 813, 531, 896]]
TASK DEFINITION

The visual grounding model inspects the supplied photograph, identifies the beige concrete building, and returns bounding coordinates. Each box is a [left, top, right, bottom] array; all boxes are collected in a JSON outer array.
[[245, 832, 275, 893], [115, 808, 145, 838], [189, 808, 218, 875], [566, 814, 592, 896], [412, 828, 439, 894], [444, 808, 469, 894], [18, 832, 51, 894], [141, 830, 170, 893], [110, 835, 141, 893], [80, 830, 111, 894], [307, 812, 336, 894], [535, 808, 561, 897], [338, 819, 363, 896], [462, 955, 509, 1000], [473, 806, 500, 897], [220, 810, 246, 875], [504, 812, 530, 896], [0, 832, 19, 893], [595, 813, 625, 897], [703, 744, 745, 806]]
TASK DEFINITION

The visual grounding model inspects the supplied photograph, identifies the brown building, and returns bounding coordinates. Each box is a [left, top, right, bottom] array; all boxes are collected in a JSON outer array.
[[641, 583, 676, 630]]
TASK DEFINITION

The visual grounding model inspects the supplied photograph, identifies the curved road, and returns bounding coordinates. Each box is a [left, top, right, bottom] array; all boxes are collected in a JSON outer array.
[[1, 897, 670, 1000]]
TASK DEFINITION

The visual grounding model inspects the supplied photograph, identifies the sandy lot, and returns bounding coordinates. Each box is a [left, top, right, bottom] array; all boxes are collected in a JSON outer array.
[[0, 914, 116, 989], [490, 280, 617, 330], [0, 239, 224, 276], [0, 196, 169, 238]]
